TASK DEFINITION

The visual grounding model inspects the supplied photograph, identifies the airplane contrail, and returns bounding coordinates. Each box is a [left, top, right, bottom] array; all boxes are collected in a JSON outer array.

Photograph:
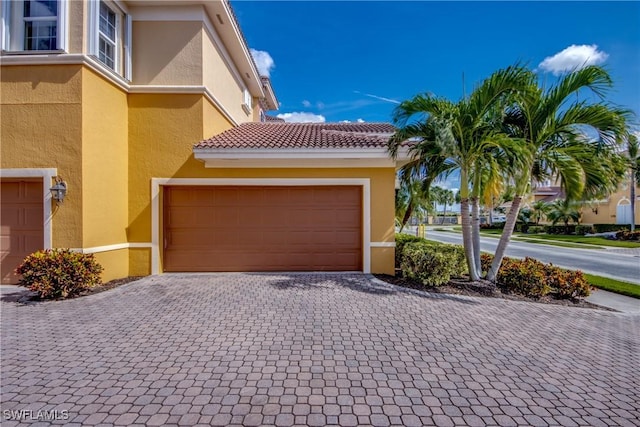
[[353, 90, 401, 104]]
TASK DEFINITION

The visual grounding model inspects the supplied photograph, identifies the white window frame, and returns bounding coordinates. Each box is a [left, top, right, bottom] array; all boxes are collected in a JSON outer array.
[[242, 88, 252, 114], [88, 0, 131, 80], [1, 0, 67, 52]]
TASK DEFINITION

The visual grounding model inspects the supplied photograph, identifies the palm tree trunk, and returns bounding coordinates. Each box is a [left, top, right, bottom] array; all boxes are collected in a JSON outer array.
[[459, 169, 480, 281], [471, 196, 482, 274], [487, 195, 522, 282], [460, 197, 480, 281], [441, 202, 447, 224], [399, 197, 414, 233]]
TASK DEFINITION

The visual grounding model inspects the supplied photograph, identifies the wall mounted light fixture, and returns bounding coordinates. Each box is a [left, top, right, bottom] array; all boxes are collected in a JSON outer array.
[[50, 177, 67, 203]]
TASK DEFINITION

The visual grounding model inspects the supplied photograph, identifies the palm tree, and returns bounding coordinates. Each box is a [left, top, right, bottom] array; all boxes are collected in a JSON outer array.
[[531, 200, 550, 225], [395, 176, 427, 232], [626, 133, 639, 231], [389, 64, 532, 281], [431, 186, 455, 224], [486, 66, 631, 281], [395, 154, 455, 232], [547, 199, 581, 234]]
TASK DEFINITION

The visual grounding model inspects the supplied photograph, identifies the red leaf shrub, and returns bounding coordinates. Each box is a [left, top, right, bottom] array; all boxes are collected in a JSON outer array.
[[482, 254, 589, 299], [16, 249, 103, 299], [497, 257, 551, 298]]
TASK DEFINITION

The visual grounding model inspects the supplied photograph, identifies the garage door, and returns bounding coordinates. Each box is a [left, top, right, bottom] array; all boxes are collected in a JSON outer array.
[[163, 186, 362, 272], [1, 180, 44, 284]]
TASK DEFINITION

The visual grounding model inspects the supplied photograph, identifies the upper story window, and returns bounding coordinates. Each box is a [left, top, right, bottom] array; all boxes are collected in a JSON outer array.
[[88, 0, 131, 80], [2, 0, 67, 52], [98, 2, 117, 69], [242, 89, 252, 114]]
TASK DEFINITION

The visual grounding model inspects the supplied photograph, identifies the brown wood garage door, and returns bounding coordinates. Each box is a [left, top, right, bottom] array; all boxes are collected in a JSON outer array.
[[1, 179, 44, 284], [163, 185, 362, 272]]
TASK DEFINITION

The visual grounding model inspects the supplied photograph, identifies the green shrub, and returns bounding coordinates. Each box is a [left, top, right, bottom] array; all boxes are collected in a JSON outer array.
[[575, 225, 595, 236], [400, 241, 467, 287], [527, 226, 545, 234], [395, 233, 424, 268], [544, 224, 576, 235], [593, 224, 638, 233], [481, 221, 505, 230], [16, 249, 103, 299]]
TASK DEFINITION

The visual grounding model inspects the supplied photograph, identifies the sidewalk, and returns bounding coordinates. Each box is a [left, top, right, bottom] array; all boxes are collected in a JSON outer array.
[[586, 288, 640, 314]]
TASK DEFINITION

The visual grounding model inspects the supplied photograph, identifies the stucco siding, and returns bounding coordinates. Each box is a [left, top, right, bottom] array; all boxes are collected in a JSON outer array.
[[580, 186, 640, 225], [127, 93, 206, 245], [81, 68, 129, 254], [202, 24, 252, 124], [0, 65, 84, 247], [69, 0, 85, 54], [131, 21, 203, 86]]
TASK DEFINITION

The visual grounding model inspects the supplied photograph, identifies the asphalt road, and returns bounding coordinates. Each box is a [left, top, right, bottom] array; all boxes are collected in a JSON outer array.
[[416, 228, 640, 285]]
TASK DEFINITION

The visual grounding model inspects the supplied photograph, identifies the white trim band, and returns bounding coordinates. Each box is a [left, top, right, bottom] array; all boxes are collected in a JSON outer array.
[[370, 242, 396, 247], [0, 54, 239, 126], [71, 242, 152, 254]]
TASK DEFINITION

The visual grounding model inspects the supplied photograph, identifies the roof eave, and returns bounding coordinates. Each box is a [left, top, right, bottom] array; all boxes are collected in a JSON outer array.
[[260, 77, 279, 110], [205, 1, 265, 97], [193, 147, 411, 168]]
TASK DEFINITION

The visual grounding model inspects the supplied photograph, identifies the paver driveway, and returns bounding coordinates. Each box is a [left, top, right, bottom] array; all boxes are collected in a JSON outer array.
[[1, 273, 639, 426]]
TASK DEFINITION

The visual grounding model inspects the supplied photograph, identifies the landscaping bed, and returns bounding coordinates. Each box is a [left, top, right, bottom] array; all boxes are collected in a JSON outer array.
[[18, 276, 144, 303], [374, 273, 612, 310], [389, 233, 615, 311]]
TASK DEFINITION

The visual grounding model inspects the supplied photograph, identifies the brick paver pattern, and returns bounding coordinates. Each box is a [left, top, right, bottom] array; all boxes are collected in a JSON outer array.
[[1, 273, 639, 426]]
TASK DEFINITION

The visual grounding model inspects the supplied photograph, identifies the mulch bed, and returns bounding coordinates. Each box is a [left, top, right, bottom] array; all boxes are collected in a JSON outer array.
[[77, 276, 144, 297], [374, 273, 613, 311], [19, 276, 144, 303]]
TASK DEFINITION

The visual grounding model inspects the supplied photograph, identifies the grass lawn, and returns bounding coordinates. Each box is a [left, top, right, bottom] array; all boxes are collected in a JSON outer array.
[[585, 274, 640, 299], [520, 234, 640, 248], [515, 238, 593, 249], [452, 227, 640, 248]]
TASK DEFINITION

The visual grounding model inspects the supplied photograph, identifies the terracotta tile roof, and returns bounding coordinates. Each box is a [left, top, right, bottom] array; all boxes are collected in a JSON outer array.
[[264, 115, 285, 123], [533, 186, 563, 195], [195, 122, 397, 149]]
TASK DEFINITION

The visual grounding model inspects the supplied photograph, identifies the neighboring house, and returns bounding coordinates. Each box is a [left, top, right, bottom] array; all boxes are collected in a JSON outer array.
[[532, 186, 564, 204], [531, 184, 640, 226], [1, 0, 404, 283], [580, 184, 640, 226]]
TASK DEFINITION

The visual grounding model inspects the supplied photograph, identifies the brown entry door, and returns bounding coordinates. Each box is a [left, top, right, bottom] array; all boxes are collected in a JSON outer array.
[[163, 186, 362, 272], [1, 179, 44, 284]]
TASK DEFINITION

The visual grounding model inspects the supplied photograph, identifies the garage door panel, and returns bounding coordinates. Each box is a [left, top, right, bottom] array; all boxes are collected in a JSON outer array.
[[214, 209, 239, 225], [213, 189, 239, 206], [163, 186, 362, 272], [334, 209, 361, 226]]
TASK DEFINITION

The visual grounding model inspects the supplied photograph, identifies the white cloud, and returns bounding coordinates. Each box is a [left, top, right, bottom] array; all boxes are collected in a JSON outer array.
[[356, 118, 365, 123], [302, 100, 311, 107], [276, 112, 326, 123], [340, 120, 351, 123], [250, 48, 275, 77], [538, 44, 608, 75]]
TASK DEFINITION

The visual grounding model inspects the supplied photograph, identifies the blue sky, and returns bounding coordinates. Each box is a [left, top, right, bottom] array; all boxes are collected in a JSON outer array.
[[234, 1, 640, 126]]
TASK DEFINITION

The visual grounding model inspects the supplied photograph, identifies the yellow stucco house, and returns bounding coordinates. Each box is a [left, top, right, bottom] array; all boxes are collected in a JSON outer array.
[[1, 0, 404, 284], [532, 184, 640, 226]]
